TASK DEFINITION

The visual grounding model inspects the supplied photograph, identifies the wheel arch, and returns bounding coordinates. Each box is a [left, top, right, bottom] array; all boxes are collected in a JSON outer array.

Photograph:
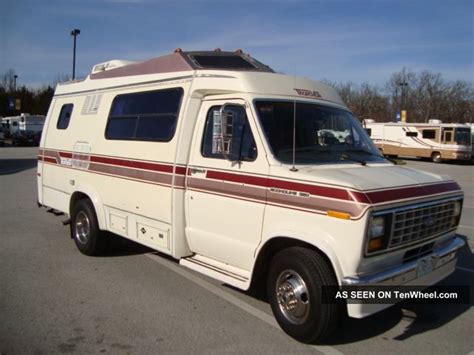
[[250, 235, 343, 295], [69, 186, 106, 230]]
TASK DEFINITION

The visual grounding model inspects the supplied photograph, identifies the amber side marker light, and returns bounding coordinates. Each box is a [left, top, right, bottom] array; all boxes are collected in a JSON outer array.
[[327, 210, 351, 220], [368, 238, 383, 252]]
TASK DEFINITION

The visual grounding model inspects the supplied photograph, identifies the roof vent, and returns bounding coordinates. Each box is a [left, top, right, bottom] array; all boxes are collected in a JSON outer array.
[[91, 60, 136, 74]]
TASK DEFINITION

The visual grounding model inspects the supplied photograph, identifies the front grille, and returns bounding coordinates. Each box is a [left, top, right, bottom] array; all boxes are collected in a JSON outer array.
[[389, 200, 457, 248], [403, 242, 434, 263]]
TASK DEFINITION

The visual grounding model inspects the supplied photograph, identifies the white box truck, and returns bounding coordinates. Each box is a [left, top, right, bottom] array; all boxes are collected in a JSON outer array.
[[2, 113, 46, 146], [38, 50, 465, 343]]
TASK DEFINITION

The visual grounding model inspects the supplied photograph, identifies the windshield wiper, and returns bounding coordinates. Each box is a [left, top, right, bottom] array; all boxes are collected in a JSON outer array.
[[346, 149, 382, 157], [346, 149, 402, 165], [340, 154, 367, 166]]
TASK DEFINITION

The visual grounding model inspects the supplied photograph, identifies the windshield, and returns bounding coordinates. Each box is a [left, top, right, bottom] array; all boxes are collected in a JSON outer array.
[[255, 100, 386, 165], [455, 128, 471, 146]]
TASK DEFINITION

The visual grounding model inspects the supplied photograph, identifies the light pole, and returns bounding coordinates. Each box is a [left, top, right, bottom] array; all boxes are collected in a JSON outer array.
[[399, 81, 408, 121], [70, 29, 81, 80], [13, 74, 18, 92]]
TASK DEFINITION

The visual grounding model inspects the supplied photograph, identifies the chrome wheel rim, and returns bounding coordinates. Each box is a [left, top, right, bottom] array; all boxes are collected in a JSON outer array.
[[276, 270, 310, 324], [75, 211, 90, 244]]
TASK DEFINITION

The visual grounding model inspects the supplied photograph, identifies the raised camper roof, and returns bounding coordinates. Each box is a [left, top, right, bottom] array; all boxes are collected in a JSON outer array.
[[89, 49, 274, 80]]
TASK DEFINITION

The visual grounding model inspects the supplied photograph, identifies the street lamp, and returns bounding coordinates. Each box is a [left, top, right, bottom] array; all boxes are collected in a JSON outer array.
[[70, 29, 81, 80], [13, 75, 18, 92], [399, 81, 408, 121]]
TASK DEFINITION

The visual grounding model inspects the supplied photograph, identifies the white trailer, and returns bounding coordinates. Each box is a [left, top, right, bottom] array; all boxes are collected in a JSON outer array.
[[38, 50, 465, 343], [365, 121, 471, 163]]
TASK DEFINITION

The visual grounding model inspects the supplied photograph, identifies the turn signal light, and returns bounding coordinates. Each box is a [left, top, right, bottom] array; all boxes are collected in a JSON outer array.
[[327, 210, 351, 220], [368, 238, 383, 252]]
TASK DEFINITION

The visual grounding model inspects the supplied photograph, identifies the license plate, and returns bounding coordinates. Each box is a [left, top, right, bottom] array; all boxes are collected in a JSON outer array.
[[417, 256, 433, 278]]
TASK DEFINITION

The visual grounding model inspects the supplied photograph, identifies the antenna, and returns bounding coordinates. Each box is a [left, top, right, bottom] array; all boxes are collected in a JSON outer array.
[[290, 71, 298, 172]]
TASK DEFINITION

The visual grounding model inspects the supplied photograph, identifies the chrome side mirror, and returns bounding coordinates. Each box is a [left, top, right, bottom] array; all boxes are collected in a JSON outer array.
[[211, 104, 245, 161]]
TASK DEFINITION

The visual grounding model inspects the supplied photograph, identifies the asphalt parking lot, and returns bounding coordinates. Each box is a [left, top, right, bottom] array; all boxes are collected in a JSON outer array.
[[1, 147, 473, 354]]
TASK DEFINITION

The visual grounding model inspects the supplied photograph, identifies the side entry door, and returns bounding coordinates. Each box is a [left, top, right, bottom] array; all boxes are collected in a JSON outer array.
[[185, 100, 268, 271]]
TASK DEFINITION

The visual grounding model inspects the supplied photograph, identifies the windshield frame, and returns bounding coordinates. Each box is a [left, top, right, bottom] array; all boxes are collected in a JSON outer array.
[[252, 98, 388, 166]]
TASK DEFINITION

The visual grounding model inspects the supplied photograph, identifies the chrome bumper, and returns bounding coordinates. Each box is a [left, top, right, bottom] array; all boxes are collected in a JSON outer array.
[[342, 237, 465, 286]]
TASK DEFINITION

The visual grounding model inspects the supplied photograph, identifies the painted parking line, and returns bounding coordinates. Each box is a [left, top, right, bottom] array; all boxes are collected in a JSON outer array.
[[145, 253, 344, 355]]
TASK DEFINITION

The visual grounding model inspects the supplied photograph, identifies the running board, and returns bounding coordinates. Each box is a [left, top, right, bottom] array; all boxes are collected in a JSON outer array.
[[180, 254, 251, 290]]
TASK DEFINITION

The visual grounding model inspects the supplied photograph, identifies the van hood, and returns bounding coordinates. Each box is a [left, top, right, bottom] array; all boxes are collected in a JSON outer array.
[[295, 163, 449, 191]]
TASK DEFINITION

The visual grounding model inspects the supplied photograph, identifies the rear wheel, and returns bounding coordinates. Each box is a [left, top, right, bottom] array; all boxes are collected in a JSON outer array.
[[71, 199, 106, 256], [267, 247, 341, 343], [431, 152, 442, 163]]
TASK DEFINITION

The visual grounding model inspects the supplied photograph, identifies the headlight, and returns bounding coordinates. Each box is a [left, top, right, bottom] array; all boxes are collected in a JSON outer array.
[[369, 216, 385, 239], [367, 214, 391, 253], [453, 201, 461, 217], [451, 200, 462, 227]]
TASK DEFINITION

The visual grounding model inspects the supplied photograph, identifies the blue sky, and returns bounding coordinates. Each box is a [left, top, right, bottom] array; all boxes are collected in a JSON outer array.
[[1, 0, 473, 88]]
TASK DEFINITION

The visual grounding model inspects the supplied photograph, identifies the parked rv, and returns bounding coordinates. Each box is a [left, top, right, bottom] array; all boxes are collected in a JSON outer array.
[[37, 50, 465, 343], [364, 121, 471, 163]]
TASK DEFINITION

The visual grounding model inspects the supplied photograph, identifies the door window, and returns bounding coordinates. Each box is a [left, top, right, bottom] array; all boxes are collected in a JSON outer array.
[[201, 105, 257, 161]]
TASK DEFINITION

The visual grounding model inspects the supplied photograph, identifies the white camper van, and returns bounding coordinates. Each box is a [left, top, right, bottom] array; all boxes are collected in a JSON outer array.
[[38, 50, 465, 343], [364, 121, 471, 163]]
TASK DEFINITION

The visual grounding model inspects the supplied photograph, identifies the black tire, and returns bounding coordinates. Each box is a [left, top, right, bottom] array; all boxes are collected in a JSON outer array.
[[71, 199, 106, 256], [267, 247, 341, 343], [431, 152, 442, 163]]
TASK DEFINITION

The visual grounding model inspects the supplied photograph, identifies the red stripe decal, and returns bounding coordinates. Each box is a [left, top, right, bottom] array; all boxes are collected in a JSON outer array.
[[349, 191, 371, 204], [206, 170, 354, 201], [90, 155, 174, 173], [41, 150, 462, 206], [59, 152, 73, 158], [366, 181, 461, 204], [268, 178, 352, 201], [43, 157, 57, 164], [206, 170, 268, 187]]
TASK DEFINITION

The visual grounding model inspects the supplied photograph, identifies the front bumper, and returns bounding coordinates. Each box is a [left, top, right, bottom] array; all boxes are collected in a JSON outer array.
[[343, 237, 465, 318]]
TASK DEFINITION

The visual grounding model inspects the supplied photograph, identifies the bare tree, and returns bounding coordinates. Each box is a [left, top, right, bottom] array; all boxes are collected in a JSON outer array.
[[0, 69, 18, 92]]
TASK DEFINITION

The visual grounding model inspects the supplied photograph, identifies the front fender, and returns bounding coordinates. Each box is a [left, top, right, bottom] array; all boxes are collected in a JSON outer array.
[[254, 229, 344, 284]]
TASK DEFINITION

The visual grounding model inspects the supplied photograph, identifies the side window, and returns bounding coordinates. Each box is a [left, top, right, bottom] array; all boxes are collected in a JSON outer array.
[[57, 104, 74, 130], [201, 105, 257, 161], [422, 129, 436, 139], [105, 88, 183, 142], [444, 131, 453, 142], [406, 131, 418, 137]]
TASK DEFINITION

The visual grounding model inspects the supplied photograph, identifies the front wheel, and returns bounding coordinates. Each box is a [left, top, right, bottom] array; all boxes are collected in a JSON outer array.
[[267, 247, 341, 343], [71, 199, 106, 256], [431, 152, 442, 163]]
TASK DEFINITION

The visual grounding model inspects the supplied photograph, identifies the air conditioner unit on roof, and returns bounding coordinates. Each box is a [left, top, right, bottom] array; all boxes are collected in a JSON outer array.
[[91, 60, 136, 74]]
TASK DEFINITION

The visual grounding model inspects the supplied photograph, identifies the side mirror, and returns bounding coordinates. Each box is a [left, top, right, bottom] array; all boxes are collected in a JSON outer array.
[[211, 104, 245, 161]]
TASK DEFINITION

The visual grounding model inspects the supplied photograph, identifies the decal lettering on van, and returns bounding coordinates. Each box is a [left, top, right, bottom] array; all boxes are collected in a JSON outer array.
[[60, 157, 72, 166], [294, 88, 322, 99], [270, 187, 310, 198]]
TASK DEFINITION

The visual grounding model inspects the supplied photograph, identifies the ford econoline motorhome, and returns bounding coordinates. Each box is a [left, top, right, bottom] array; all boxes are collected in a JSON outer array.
[[38, 50, 465, 343]]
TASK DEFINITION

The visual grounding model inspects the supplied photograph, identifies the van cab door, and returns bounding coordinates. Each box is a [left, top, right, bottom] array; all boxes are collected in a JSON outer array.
[[185, 99, 268, 271]]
